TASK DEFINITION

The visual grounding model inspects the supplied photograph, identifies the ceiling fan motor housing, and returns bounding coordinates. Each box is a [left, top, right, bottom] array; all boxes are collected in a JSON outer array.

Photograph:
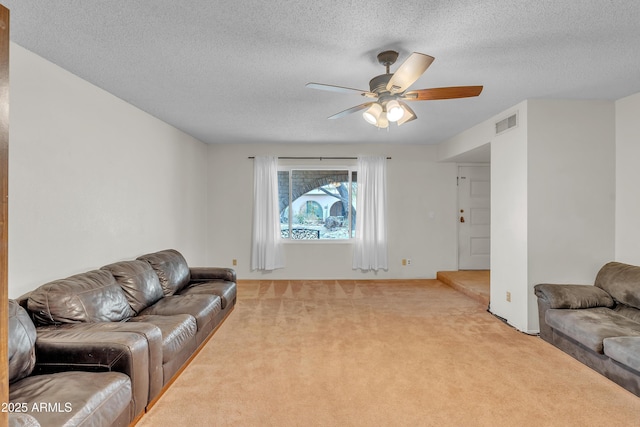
[[369, 73, 392, 94], [369, 74, 397, 109]]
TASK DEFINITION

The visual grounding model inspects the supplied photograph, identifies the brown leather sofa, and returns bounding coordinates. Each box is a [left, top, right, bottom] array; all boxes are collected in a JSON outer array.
[[8, 299, 133, 427], [15, 249, 236, 426]]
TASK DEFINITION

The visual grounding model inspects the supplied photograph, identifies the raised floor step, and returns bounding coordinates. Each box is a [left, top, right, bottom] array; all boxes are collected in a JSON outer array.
[[437, 270, 490, 308]]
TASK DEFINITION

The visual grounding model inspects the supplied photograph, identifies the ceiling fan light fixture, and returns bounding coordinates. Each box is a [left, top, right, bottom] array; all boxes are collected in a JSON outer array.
[[363, 103, 383, 125], [377, 115, 389, 129], [386, 100, 404, 122]]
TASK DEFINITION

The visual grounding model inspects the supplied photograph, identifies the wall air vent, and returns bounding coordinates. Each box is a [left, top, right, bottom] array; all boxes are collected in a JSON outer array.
[[495, 112, 518, 135]]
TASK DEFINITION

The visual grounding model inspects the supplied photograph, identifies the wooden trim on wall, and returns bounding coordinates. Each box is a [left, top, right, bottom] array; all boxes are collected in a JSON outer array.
[[0, 5, 9, 426]]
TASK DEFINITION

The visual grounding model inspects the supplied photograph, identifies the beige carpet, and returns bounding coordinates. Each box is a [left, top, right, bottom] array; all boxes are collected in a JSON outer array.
[[137, 280, 640, 426]]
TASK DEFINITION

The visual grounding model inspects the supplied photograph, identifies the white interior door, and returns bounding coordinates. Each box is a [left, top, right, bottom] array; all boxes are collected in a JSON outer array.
[[458, 165, 490, 270]]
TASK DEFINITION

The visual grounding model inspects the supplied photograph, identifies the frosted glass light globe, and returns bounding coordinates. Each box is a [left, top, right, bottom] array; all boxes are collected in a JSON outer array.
[[386, 100, 404, 122], [363, 103, 383, 125]]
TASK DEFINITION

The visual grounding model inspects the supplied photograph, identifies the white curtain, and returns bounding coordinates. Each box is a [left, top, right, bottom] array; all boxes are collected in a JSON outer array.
[[352, 155, 388, 271], [251, 156, 285, 271]]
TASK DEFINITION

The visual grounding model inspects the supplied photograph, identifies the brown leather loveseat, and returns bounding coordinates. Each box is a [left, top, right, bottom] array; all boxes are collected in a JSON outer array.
[[14, 249, 236, 426]]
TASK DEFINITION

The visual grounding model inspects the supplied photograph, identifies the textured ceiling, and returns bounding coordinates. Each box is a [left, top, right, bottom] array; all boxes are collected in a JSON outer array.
[[4, 1, 640, 145]]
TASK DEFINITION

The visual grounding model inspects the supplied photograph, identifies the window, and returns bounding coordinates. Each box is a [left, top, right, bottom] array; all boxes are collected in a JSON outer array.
[[278, 168, 357, 240]]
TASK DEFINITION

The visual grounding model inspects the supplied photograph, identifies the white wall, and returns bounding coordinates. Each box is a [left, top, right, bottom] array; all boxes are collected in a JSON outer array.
[[490, 102, 529, 329], [206, 143, 458, 280], [436, 115, 493, 162], [8, 43, 209, 297], [439, 99, 616, 333], [615, 92, 640, 264], [527, 99, 615, 329]]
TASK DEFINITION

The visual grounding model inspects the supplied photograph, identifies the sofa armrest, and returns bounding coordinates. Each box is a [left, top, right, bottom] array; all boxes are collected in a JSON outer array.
[[534, 284, 615, 309], [15, 292, 31, 310], [34, 323, 161, 418], [190, 267, 236, 283]]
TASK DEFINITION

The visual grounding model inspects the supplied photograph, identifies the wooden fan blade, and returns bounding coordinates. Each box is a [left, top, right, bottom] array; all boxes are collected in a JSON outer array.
[[397, 101, 417, 126], [403, 86, 483, 101], [327, 102, 374, 120], [306, 82, 376, 98], [386, 52, 435, 94]]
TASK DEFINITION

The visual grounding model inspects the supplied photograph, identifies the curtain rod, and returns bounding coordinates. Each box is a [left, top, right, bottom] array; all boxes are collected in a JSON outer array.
[[247, 156, 391, 160]]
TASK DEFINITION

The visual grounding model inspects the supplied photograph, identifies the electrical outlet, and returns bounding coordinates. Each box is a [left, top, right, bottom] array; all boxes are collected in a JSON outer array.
[[402, 259, 407, 266], [232, 259, 237, 266], [406, 259, 412, 265], [506, 291, 511, 302]]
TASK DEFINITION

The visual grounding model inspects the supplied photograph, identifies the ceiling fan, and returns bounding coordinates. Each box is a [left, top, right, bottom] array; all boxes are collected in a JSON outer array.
[[306, 50, 483, 129]]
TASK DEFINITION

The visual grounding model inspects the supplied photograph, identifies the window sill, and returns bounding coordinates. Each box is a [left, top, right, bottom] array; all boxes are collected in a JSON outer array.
[[281, 239, 354, 244]]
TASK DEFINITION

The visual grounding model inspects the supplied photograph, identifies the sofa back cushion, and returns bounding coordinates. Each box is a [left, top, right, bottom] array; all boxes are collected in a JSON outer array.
[[101, 260, 164, 314], [8, 300, 37, 383], [28, 270, 135, 325], [595, 262, 640, 310], [137, 249, 190, 296]]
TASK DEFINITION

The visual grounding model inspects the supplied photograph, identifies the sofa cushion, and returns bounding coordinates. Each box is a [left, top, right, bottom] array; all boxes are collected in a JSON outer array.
[[8, 413, 40, 427], [178, 280, 237, 309], [102, 260, 164, 314], [27, 270, 135, 325], [137, 249, 191, 296], [603, 336, 640, 372], [595, 262, 640, 310], [614, 304, 640, 324], [8, 301, 36, 384], [546, 307, 640, 353], [128, 314, 197, 364], [9, 371, 131, 427], [139, 294, 221, 333]]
